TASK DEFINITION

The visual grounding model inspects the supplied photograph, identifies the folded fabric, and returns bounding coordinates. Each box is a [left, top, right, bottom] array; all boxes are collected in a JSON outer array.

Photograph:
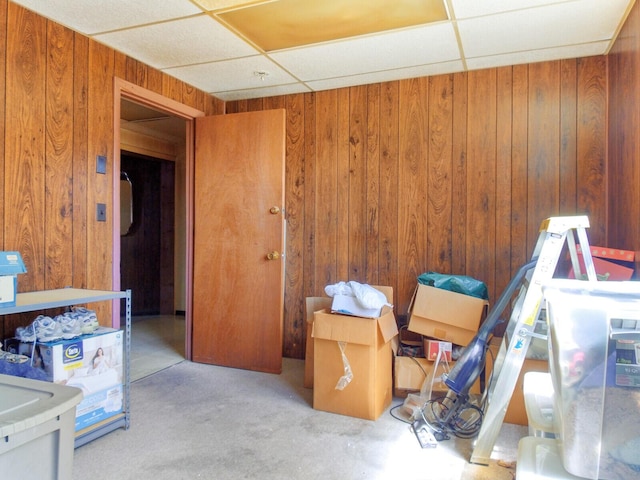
[[324, 281, 390, 310]]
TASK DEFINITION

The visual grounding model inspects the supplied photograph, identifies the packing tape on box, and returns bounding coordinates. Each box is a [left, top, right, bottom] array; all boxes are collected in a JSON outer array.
[[335, 341, 353, 390]]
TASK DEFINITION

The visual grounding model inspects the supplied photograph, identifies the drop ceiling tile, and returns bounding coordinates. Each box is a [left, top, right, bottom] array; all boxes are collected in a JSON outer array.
[[459, 0, 631, 58], [449, 0, 567, 19], [213, 83, 312, 102], [306, 60, 464, 92], [192, 0, 251, 10], [465, 41, 611, 71], [217, 0, 448, 51], [164, 56, 300, 93], [94, 15, 258, 69], [270, 23, 460, 81], [10, 0, 202, 35]]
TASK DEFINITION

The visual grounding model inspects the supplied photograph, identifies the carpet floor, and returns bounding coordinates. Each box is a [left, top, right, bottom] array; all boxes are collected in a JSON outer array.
[[72, 358, 525, 480]]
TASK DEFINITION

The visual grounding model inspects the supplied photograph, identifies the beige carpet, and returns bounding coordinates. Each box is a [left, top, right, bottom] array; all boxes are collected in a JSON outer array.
[[72, 358, 526, 480]]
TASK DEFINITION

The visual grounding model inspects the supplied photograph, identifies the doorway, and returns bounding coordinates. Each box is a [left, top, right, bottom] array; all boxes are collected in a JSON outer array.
[[114, 78, 205, 378]]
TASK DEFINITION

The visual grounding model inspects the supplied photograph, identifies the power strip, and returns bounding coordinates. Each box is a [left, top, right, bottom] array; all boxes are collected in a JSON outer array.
[[411, 418, 438, 448]]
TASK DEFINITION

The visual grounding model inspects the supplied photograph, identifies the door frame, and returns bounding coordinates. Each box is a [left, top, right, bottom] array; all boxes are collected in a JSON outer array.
[[112, 77, 205, 360]]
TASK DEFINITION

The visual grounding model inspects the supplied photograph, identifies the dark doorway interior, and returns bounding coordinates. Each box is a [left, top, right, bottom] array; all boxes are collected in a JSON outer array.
[[120, 152, 176, 316]]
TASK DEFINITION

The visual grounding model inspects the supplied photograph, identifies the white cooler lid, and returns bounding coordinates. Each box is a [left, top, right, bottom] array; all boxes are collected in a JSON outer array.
[[0, 373, 83, 437]]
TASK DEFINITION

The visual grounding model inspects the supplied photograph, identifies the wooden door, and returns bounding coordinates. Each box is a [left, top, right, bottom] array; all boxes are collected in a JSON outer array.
[[192, 110, 285, 374]]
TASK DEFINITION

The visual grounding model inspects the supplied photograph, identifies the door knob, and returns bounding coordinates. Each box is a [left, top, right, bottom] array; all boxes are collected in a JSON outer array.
[[269, 206, 281, 215], [266, 251, 280, 260]]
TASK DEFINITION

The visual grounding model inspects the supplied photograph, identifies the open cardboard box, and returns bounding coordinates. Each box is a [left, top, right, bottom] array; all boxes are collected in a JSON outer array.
[[304, 296, 332, 388], [407, 284, 487, 347], [304, 286, 393, 389], [312, 286, 397, 420]]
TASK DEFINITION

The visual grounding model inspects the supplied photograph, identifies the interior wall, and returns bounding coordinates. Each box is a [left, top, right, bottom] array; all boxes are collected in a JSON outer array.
[[608, 0, 640, 256], [0, 1, 223, 338], [227, 58, 609, 359], [0, 0, 624, 361]]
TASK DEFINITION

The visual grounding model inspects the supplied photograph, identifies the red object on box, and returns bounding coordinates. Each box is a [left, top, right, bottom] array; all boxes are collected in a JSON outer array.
[[568, 253, 634, 281], [425, 339, 452, 362], [576, 244, 635, 262]]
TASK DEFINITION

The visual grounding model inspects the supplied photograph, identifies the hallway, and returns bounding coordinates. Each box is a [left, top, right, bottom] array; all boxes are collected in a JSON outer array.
[[130, 314, 185, 382]]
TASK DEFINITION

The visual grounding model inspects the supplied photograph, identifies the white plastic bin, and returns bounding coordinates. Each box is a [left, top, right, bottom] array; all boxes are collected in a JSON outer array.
[[516, 436, 584, 480], [523, 371, 556, 438], [0, 373, 83, 479], [543, 279, 640, 480]]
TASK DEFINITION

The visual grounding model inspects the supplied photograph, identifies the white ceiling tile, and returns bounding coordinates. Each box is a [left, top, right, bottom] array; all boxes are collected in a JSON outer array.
[[213, 83, 312, 102], [459, 0, 631, 58], [8, 0, 637, 101], [94, 15, 258, 69], [306, 61, 464, 92], [449, 0, 568, 19], [465, 42, 611, 71], [270, 23, 460, 81], [164, 56, 300, 93], [11, 0, 203, 35]]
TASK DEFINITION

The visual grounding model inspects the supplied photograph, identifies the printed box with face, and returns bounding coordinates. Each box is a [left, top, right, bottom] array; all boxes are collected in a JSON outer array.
[[21, 328, 124, 431]]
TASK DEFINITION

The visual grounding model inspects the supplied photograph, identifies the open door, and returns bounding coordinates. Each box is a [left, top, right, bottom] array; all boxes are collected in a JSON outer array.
[[192, 109, 285, 374]]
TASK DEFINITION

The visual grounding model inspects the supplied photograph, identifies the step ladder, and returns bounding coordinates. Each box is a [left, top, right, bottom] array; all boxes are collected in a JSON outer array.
[[469, 215, 597, 465]]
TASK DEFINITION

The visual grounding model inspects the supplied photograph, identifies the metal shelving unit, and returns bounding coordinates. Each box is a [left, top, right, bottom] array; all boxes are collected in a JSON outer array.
[[0, 287, 132, 448]]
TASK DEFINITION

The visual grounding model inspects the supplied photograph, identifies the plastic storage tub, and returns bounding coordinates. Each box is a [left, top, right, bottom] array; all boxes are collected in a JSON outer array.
[[516, 436, 584, 479], [0, 373, 83, 479], [523, 371, 556, 438], [542, 279, 640, 480]]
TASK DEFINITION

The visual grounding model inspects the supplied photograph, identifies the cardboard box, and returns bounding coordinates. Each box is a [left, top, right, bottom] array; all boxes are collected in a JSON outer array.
[[483, 339, 549, 426], [393, 337, 546, 425], [304, 296, 332, 388], [0, 251, 27, 308], [18, 328, 124, 431], [504, 357, 549, 425], [407, 284, 487, 347], [393, 355, 482, 398], [305, 286, 393, 389], [312, 288, 397, 420]]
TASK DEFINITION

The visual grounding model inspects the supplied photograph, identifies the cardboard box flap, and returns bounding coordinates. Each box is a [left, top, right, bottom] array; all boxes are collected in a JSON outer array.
[[312, 307, 398, 346], [0, 251, 26, 275], [377, 306, 399, 343], [306, 297, 332, 324], [410, 284, 487, 332], [312, 310, 376, 346]]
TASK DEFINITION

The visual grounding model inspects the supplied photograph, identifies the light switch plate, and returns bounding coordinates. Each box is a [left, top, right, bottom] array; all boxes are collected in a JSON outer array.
[[96, 155, 107, 174]]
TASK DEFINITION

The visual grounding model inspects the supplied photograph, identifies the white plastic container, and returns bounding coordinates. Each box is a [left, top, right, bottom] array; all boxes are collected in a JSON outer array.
[[517, 436, 584, 480], [542, 279, 640, 480], [523, 371, 556, 438], [0, 373, 83, 479]]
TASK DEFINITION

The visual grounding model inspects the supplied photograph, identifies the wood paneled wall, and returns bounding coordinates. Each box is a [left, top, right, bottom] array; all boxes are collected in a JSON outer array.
[[0, 0, 615, 361], [0, 1, 223, 337], [228, 58, 608, 359], [608, 1, 640, 255]]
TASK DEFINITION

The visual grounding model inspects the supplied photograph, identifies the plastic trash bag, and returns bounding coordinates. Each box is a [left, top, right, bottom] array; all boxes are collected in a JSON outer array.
[[324, 281, 390, 309], [417, 272, 488, 300]]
